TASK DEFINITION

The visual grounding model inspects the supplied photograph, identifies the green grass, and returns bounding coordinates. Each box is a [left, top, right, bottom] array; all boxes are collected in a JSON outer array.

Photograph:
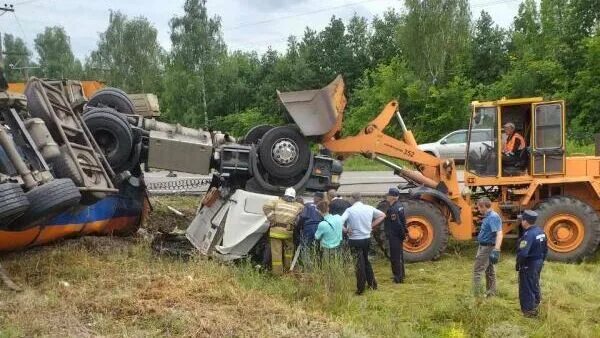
[[236, 239, 600, 337], [566, 140, 595, 156], [1, 195, 599, 337], [343, 155, 410, 171]]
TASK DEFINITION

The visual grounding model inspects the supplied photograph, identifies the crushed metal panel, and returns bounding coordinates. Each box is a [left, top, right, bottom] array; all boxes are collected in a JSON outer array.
[[186, 197, 229, 255], [215, 190, 277, 257]]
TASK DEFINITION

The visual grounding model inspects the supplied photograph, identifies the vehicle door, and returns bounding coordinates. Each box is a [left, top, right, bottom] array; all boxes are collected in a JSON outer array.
[[532, 101, 565, 175], [438, 131, 467, 160]]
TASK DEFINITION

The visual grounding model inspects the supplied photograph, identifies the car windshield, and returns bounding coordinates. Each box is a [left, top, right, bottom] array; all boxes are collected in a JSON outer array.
[[466, 107, 497, 176]]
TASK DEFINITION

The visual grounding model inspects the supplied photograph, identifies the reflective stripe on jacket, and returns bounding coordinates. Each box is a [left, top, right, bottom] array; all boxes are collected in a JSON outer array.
[[263, 198, 303, 229]]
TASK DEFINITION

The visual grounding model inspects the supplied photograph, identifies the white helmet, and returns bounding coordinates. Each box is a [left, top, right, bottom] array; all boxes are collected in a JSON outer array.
[[284, 187, 296, 199]]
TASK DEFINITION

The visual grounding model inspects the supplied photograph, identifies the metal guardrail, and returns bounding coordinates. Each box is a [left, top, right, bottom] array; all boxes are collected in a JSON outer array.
[[146, 177, 394, 196]]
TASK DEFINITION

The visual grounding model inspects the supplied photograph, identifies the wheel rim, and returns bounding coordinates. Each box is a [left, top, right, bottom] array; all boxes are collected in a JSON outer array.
[[77, 152, 104, 185], [94, 129, 118, 158], [404, 216, 434, 253], [544, 214, 585, 253], [271, 138, 299, 167]]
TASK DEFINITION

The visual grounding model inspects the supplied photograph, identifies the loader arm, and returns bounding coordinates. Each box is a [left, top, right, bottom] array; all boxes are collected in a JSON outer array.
[[322, 101, 440, 168]]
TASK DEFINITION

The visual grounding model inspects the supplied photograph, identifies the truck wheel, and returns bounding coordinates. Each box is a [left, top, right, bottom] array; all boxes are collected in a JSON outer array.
[[87, 88, 136, 114], [402, 199, 448, 262], [11, 179, 81, 230], [242, 125, 273, 145], [535, 196, 600, 262], [0, 183, 30, 226], [83, 108, 133, 170], [258, 125, 310, 179]]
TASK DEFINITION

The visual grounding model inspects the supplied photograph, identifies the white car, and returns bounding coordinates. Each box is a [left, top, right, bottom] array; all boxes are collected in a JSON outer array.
[[418, 129, 493, 161]]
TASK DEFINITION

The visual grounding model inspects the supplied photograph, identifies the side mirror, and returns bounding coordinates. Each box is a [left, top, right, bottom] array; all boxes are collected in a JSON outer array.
[[440, 139, 447, 145]]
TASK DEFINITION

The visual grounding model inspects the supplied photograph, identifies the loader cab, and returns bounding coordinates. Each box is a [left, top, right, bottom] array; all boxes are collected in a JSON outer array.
[[466, 98, 566, 181]]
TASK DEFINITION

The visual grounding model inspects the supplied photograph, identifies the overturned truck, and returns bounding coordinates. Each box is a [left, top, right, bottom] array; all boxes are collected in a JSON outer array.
[[0, 77, 342, 251]]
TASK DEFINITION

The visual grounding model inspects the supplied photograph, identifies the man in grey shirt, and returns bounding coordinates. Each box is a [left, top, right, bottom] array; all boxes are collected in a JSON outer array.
[[341, 192, 386, 295]]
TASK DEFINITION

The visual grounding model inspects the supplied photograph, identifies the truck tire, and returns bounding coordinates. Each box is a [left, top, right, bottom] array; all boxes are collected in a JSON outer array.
[[534, 196, 600, 262], [402, 199, 448, 262], [0, 183, 30, 225], [11, 178, 81, 230], [87, 88, 136, 115], [242, 125, 273, 145], [83, 108, 133, 170], [51, 146, 108, 204], [258, 125, 310, 179]]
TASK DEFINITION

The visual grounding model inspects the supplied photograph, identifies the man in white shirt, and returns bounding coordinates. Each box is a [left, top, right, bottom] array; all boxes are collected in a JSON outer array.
[[341, 192, 386, 295]]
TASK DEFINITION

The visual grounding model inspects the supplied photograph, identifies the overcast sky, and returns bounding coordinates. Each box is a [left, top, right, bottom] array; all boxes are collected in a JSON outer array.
[[0, 0, 522, 60]]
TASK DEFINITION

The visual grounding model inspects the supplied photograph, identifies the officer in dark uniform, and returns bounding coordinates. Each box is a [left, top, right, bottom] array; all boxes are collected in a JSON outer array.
[[516, 210, 548, 317], [383, 188, 406, 283]]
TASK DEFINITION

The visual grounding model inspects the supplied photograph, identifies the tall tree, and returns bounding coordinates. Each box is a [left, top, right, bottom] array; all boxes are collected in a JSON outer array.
[[86, 11, 164, 93], [34, 26, 81, 79], [369, 9, 402, 67], [400, 0, 471, 84], [470, 11, 508, 85], [163, 0, 226, 127], [2, 34, 32, 82]]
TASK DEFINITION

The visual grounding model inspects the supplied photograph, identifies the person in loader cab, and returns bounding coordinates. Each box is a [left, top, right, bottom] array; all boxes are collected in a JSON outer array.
[[516, 210, 547, 318], [473, 197, 503, 297], [502, 122, 526, 165], [262, 187, 304, 275]]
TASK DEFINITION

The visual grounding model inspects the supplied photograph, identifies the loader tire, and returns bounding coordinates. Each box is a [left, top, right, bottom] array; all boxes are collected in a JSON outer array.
[[534, 196, 600, 262], [11, 178, 81, 230], [87, 88, 136, 115], [242, 125, 273, 145], [0, 183, 30, 226], [258, 125, 310, 179], [83, 108, 134, 170], [402, 199, 448, 262]]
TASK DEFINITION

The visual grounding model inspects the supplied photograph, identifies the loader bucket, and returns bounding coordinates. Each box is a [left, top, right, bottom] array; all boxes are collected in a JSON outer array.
[[277, 75, 346, 137]]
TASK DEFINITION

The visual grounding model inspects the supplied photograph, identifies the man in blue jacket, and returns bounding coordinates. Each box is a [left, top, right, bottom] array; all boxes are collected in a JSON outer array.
[[516, 210, 548, 318]]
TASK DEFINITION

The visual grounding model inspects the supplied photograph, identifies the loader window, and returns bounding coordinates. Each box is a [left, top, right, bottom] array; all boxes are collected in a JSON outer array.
[[535, 103, 562, 149], [467, 107, 498, 177]]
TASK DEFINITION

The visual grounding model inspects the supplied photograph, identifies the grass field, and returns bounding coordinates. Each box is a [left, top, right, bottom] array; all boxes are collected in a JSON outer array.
[[0, 196, 599, 337]]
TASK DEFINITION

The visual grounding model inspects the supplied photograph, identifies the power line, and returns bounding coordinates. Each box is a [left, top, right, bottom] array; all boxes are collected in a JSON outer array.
[[11, 12, 29, 43], [471, 0, 519, 9], [225, 0, 385, 31], [14, 0, 45, 5]]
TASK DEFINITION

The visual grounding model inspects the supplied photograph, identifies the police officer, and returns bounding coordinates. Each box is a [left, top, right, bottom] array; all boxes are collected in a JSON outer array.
[[383, 188, 406, 283], [516, 210, 548, 318]]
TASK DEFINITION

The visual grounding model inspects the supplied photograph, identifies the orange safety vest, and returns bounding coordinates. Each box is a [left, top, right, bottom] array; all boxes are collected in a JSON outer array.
[[504, 132, 526, 153]]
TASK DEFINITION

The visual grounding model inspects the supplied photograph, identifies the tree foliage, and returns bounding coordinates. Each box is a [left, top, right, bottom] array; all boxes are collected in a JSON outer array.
[[2, 34, 31, 82], [86, 11, 164, 93], [34, 26, 81, 79], [9, 0, 600, 142]]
